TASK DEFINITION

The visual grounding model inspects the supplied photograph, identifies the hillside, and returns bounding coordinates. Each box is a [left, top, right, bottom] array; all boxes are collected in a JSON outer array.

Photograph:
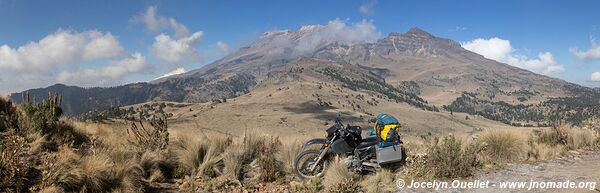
[[11, 27, 600, 126]]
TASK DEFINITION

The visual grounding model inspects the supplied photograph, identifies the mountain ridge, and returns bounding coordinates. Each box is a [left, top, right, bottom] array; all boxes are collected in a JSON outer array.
[[10, 27, 599, 125]]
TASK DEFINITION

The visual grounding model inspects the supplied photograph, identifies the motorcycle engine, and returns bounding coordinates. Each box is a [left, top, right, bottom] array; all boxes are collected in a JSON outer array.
[[344, 155, 363, 170]]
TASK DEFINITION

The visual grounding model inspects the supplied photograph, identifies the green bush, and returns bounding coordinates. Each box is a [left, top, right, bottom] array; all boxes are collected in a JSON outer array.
[[18, 93, 63, 134], [0, 97, 19, 132]]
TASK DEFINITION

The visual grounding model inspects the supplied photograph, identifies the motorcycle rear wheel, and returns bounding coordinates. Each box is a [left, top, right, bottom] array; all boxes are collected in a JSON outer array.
[[293, 150, 328, 180]]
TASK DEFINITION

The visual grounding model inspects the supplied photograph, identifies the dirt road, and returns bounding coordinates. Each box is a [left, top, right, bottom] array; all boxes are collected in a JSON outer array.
[[467, 151, 600, 193], [401, 151, 600, 193]]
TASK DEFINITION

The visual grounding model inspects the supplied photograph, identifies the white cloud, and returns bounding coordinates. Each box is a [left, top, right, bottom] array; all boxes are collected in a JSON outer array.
[[461, 37, 564, 75], [570, 36, 600, 60], [131, 6, 190, 38], [217, 41, 230, 55], [0, 30, 151, 93], [151, 32, 204, 64], [454, 26, 468, 31], [56, 52, 150, 85], [0, 29, 124, 73], [591, 72, 600, 82], [359, 0, 377, 15], [154, 67, 186, 80], [275, 19, 380, 55]]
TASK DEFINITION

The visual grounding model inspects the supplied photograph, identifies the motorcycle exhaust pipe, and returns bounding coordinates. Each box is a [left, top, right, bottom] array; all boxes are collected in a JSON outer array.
[[362, 162, 380, 168]]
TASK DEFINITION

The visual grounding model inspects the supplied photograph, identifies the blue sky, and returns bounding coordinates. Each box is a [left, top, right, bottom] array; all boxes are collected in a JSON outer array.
[[1, 0, 600, 94]]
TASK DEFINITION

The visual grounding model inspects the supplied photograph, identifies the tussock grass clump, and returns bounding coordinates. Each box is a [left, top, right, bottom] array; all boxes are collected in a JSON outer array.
[[323, 159, 360, 193], [223, 131, 285, 182], [425, 135, 480, 178], [290, 178, 322, 193], [222, 146, 246, 180], [140, 150, 177, 182], [39, 185, 64, 193], [526, 141, 566, 161], [2, 95, 181, 192], [277, 138, 304, 175], [535, 125, 598, 150], [360, 169, 395, 193], [250, 137, 285, 182], [478, 130, 526, 163], [171, 135, 231, 177]]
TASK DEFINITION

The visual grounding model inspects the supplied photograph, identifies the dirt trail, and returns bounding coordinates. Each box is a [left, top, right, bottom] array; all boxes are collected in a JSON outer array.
[[402, 151, 600, 193], [466, 151, 600, 193]]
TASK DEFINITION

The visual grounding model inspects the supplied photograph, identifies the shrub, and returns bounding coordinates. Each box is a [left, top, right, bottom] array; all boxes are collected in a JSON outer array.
[[0, 135, 36, 192], [0, 96, 18, 132], [17, 93, 63, 134], [127, 117, 169, 152], [478, 130, 525, 163]]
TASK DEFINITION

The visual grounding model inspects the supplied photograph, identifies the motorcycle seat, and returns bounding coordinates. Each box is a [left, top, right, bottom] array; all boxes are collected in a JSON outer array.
[[356, 136, 378, 149]]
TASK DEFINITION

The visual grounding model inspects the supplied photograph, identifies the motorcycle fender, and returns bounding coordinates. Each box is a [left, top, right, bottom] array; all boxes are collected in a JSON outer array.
[[303, 138, 327, 149]]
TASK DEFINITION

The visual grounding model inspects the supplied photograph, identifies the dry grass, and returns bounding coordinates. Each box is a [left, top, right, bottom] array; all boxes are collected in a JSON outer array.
[[323, 159, 360, 193], [425, 135, 480, 178], [478, 130, 526, 163], [1, 95, 176, 192], [360, 169, 396, 193], [140, 150, 176, 182], [0, 134, 33, 192], [248, 136, 285, 182], [277, 138, 305, 175], [526, 141, 567, 161], [290, 178, 322, 193], [171, 135, 231, 178], [7, 94, 596, 192], [535, 125, 599, 150]]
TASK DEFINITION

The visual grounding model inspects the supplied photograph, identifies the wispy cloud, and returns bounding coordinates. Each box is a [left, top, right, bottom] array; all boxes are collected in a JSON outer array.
[[454, 26, 468, 32], [217, 41, 230, 55], [131, 6, 190, 38], [462, 37, 564, 75], [591, 72, 600, 82], [155, 67, 186, 80], [570, 36, 600, 60], [359, 0, 377, 15], [262, 18, 380, 58]]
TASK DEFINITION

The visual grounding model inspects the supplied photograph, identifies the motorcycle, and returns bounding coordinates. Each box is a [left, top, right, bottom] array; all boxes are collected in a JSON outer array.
[[293, 118, 406, 179]]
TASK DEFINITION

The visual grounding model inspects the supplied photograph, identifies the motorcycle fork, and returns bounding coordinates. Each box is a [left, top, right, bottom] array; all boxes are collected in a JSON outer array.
[[309, 146, 329, 172]]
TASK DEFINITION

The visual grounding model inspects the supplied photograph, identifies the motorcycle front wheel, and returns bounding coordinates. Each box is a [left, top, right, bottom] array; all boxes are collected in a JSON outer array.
[[293, 150, 328, 180]]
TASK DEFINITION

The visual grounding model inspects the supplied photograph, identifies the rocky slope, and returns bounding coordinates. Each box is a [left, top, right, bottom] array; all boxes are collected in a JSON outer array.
[[11, 27, 599, 125]]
